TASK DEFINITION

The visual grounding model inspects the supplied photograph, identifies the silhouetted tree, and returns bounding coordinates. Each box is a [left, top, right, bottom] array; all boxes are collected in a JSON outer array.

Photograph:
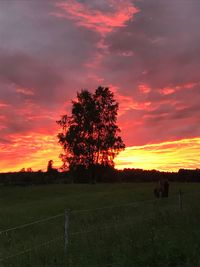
[[59, 153, 68, 172], [57, 86, 125, 171], [47, 160, 57, 173]]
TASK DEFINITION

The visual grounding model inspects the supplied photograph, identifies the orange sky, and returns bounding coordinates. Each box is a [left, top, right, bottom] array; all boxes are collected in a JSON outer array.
[[1, 134, 199, 172], [115, 137, 200, 171], [0, 0, 200, 173]]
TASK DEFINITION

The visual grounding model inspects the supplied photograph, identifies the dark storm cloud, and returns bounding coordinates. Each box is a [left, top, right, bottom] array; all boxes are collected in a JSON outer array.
[[0, 51, 62, 103], [0, 0, 101, 139], [97, 0, 200, 145], [104, 0, 200, 88], [0, 0, 100, 97]]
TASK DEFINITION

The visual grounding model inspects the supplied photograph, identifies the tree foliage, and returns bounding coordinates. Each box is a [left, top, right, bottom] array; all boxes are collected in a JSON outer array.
[[57, 86, 125, 170]]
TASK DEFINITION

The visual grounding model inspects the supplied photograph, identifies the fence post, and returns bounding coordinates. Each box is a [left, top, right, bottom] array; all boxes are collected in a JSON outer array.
[[179, 189, 183, 211], [64, 209, 69, 253]]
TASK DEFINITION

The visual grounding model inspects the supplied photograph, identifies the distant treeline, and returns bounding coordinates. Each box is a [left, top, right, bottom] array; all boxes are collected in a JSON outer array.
[[0, 167, 200, 186]]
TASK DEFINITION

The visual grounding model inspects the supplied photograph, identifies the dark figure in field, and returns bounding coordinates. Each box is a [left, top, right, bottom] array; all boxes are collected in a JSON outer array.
[[154, 179, 169, 198], [163, 179, 169, 197], [154, 180, 162, 198], [154, 187, 160, 198]]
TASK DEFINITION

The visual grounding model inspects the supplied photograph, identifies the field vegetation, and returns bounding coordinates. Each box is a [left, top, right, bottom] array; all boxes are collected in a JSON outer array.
[[0, 183, 200, 267]]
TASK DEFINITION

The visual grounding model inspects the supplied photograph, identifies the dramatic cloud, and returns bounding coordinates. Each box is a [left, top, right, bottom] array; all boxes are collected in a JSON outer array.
[[55, 0, 138, 35], [0, 0, 200, 172]]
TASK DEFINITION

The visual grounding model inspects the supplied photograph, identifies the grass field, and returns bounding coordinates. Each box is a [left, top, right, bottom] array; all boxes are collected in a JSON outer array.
[[0, 182, 200, 267]]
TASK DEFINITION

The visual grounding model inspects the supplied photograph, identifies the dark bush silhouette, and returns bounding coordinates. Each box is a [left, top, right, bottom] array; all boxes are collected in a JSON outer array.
[[0, 168, 199, 186], [47, 160, 57, 173]]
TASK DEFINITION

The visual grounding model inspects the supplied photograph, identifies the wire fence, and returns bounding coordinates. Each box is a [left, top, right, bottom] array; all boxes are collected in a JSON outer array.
[[1, 190, 200, 267], [0, 213, 64, 235], [0, 236, 63, 261]]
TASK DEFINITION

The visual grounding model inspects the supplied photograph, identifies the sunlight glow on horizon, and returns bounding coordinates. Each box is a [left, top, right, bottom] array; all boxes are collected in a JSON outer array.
[[115, 137, 200, 172], [1, 135, 200, 173]]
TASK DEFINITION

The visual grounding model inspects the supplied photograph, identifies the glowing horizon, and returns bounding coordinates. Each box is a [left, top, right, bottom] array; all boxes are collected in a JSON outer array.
[[1, 135, 200, 173], [115, 136, 200, 172]]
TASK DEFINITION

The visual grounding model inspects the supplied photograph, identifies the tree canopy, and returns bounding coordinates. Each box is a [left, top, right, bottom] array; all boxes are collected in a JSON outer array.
[[57, 86, 125, 171]]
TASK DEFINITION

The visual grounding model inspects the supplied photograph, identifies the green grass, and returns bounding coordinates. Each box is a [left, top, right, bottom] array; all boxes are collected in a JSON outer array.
[[0, 182, 200, 267]]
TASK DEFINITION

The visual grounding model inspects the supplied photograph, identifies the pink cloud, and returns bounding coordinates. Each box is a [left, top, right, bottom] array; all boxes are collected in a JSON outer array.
[[0, 102, 10, 108], [159, 82, 199, 96], [55, 0, 138, 35], [109, 84, 152, 116], [139, 84, 151, 94], [16, 87, 34, 96]]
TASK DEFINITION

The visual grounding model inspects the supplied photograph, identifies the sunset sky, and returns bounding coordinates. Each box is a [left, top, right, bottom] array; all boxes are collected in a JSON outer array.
[[0, 0, 200, 172]]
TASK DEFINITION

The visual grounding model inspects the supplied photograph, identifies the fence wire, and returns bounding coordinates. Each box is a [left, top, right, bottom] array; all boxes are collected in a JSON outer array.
[[0, 213, 64, 235], [1, 188, 197, 235], [0, 235, 63, 262], [0, 189, 200, 267]]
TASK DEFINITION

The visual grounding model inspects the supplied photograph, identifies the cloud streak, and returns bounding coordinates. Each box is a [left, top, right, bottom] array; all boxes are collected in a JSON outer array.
[[55, 0, 138, 35]]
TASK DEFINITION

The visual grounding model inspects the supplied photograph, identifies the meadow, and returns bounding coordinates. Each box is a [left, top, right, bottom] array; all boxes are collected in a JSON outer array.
[[0, 182, 200, 267]]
